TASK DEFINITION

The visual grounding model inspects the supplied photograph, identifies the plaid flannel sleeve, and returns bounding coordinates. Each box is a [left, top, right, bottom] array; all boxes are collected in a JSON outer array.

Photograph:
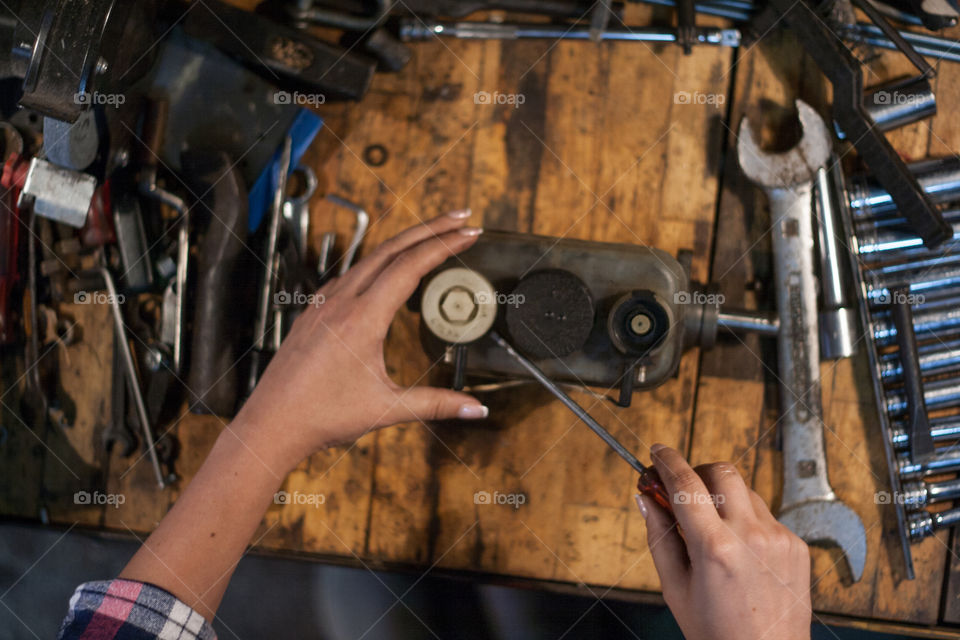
[[58, 579, 217, 640]]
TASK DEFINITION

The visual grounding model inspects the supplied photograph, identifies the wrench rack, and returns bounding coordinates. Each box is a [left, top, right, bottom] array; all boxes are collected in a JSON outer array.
[[841, 178, 960, 580]]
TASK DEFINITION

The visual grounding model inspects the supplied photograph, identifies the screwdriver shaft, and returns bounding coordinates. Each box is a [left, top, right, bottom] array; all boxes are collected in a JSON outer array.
[[489, 331, 648, 474]]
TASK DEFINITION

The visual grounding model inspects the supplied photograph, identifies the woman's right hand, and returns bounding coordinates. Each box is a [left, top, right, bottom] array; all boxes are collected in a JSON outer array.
[[638, 444, 812, 640]]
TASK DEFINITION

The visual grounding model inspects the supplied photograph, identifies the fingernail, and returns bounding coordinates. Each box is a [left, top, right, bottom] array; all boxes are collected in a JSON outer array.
[[457, 404, 489, 419], [635, 494, 649, 519], [651, 443, 667, 454], [458, 227, 483, 237], [448, 209, 472, 219]]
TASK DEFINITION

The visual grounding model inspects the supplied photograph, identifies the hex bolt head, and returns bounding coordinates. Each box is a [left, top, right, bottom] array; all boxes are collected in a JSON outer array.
[[422, 268, 497, 344], [440, 287, 477, 324]]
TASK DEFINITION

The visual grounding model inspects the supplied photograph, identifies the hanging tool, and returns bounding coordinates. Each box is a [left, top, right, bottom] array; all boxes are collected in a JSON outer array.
[[738, 100, 867, 582], [97, 267, 166, 488], [489, 331, 672, 512], [283, 166, 318, 262], [325, 195, 370, 275], [138, 97, 189, 374], [247, 137, 293, 397]]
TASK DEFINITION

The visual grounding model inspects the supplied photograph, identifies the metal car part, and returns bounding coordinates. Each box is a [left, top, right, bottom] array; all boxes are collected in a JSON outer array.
[[419, 231, 695, 398], [421, 268, 498, 344]]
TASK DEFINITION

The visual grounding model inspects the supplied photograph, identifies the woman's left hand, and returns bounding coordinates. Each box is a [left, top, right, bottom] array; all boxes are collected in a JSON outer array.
[[234, 210, 488, 473]]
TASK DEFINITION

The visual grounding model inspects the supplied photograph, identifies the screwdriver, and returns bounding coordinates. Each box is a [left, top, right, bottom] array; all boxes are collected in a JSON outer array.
[[489, 331, 673, 512]]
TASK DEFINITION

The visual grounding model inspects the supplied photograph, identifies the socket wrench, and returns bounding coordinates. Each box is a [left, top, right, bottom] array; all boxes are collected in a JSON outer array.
[[908, 506, 960, 541], [850, 156, 960, 219], [892, 415, 960, 448], [880, 336, 960, 382], [815, 161, 858, 359], [900, 476, 960, 508]]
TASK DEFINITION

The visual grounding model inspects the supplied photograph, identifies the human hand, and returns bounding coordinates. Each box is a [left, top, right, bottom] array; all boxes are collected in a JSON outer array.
[[234, 211, 488, 472], [638, 444, 811, 640]]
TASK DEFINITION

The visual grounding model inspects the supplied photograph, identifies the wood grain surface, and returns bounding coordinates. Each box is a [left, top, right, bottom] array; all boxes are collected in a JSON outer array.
[[3, 0, 960, 632]]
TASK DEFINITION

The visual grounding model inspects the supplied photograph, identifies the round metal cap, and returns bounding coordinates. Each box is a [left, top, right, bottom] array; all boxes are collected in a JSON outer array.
[[421, 268, 497, 344]]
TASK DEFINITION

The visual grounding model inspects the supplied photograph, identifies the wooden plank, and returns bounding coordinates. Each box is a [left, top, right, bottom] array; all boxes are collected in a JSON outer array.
[[366, 33, 485, 564]]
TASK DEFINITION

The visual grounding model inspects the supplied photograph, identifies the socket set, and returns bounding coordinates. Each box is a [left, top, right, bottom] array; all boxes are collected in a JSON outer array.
[[842, 156, 960, 579]]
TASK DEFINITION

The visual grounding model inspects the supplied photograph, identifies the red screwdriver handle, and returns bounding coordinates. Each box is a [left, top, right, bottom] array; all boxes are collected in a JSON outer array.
[[637, 467, 673, 513]]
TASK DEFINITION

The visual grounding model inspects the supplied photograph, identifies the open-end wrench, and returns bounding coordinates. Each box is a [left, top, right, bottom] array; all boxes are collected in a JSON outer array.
[[738, 100, 867, 581]]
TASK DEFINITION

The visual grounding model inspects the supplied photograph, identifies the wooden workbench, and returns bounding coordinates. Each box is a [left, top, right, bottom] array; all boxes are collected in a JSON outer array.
[[4, 0, 960, 635]]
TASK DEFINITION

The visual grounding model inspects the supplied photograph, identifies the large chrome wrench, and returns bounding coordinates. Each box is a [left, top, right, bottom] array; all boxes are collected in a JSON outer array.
[[738, 100, 867, 581]]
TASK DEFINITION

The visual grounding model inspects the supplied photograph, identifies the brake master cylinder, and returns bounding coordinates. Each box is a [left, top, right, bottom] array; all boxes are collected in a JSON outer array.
[[416, 231, 719, 407]]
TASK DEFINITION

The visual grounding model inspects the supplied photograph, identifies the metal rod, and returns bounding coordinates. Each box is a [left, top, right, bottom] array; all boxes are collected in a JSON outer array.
[[635, 0, 960, 60], [100, 267, 165, 489], [716, 310, 780, 336], [489, 331, 648, 474], [399, 19, 741, 46], [248, 137, 293, 395]]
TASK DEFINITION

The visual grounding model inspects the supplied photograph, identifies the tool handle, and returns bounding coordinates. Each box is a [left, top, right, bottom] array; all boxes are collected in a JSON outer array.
[[637, 467, 673, 513]]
